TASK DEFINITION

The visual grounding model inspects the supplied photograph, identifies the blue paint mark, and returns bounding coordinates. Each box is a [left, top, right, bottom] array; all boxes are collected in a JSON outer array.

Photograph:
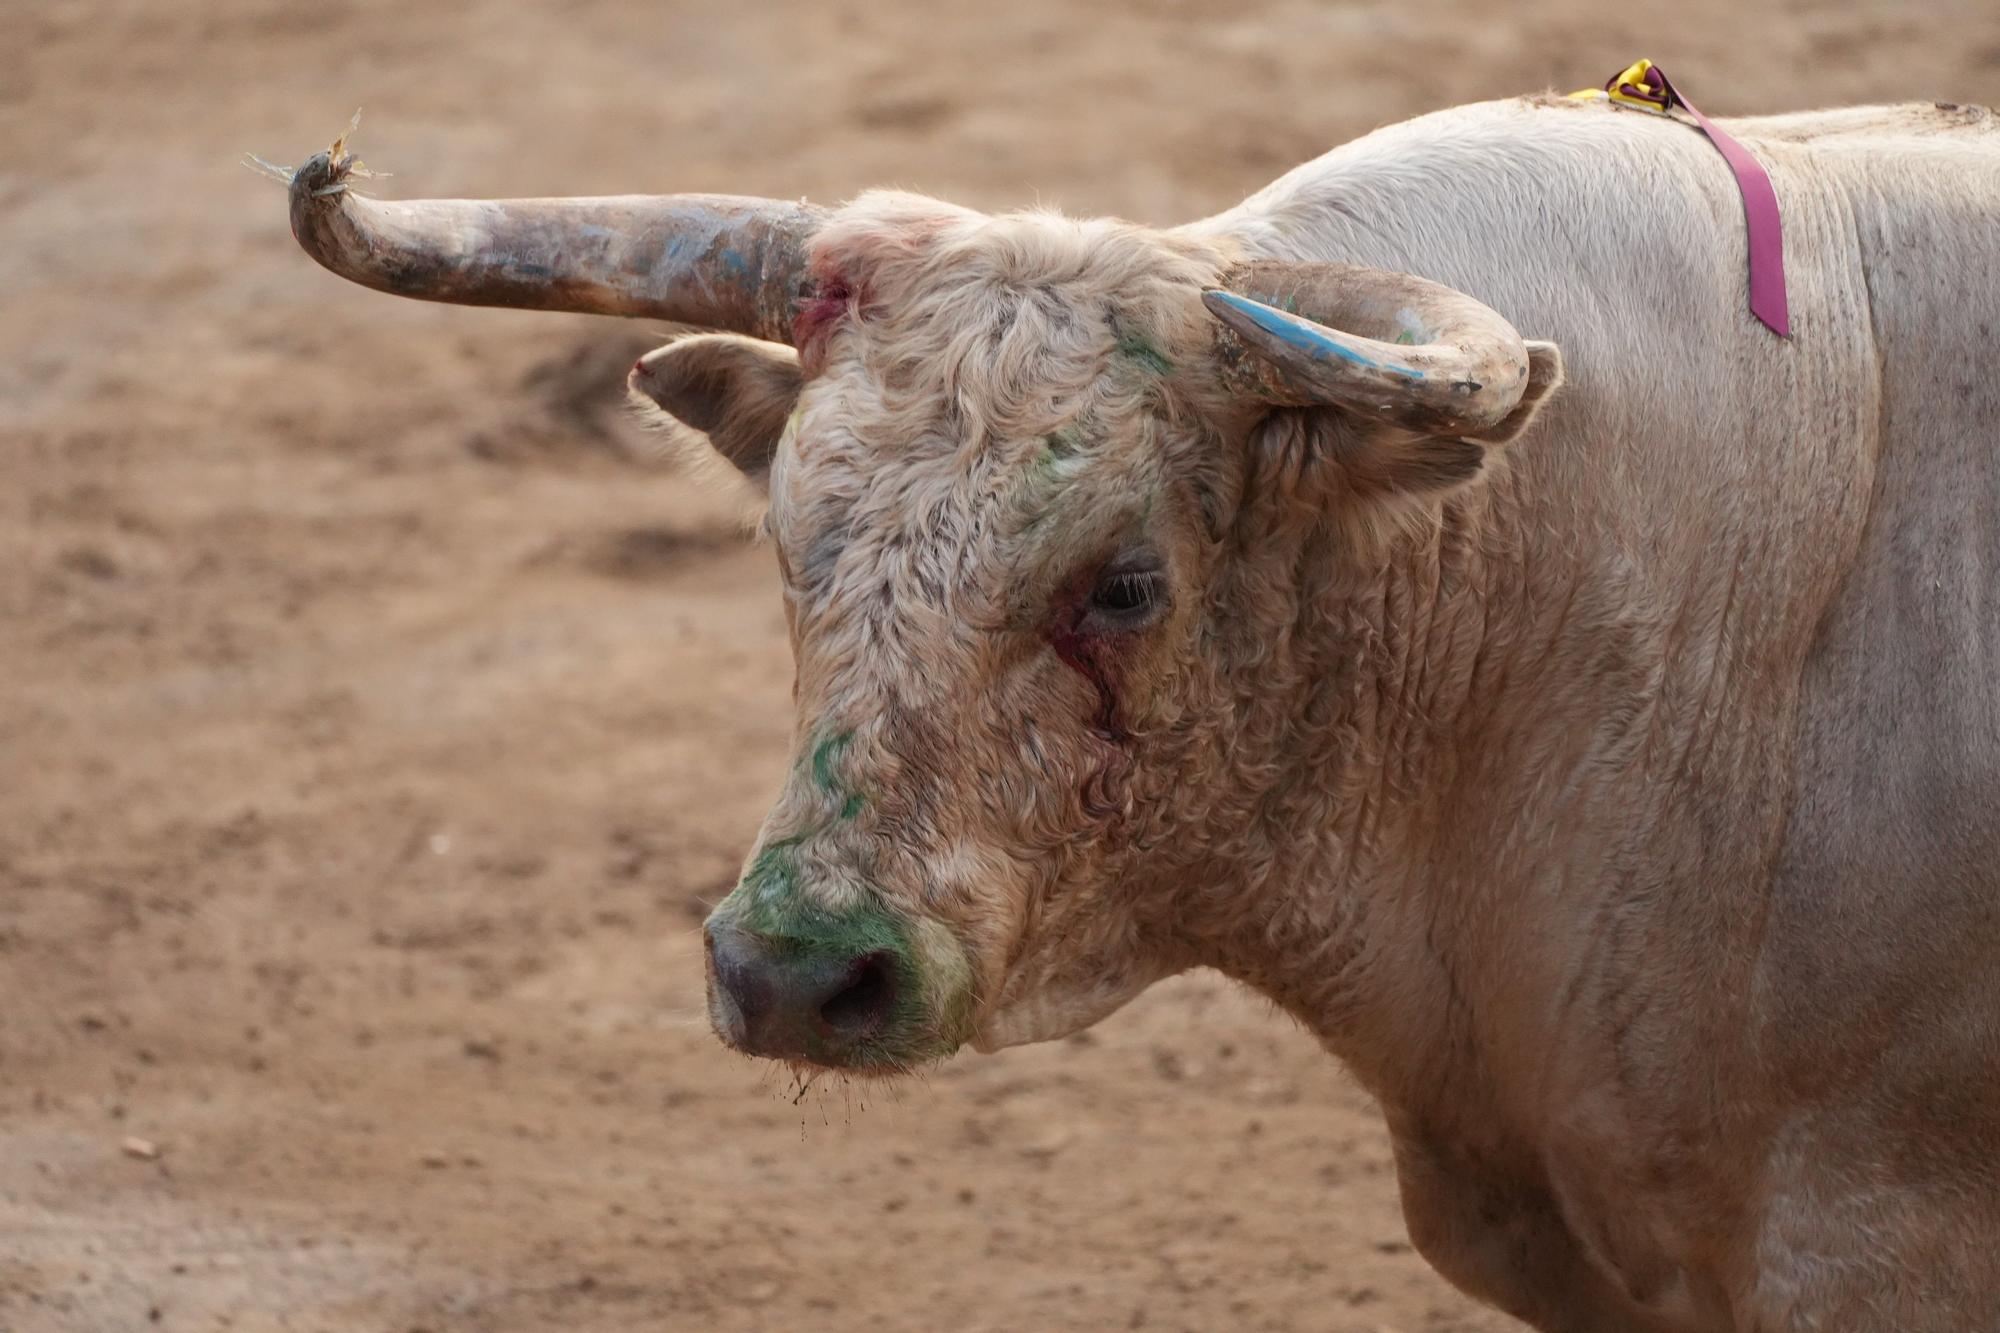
[[1208, 290, 1424, 381], [719, 247, 750, 278], [578, 224, 615, 240]]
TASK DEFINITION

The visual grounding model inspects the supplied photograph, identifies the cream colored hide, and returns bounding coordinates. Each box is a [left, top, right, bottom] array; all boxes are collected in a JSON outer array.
[[282, 98, 2000, 1333]]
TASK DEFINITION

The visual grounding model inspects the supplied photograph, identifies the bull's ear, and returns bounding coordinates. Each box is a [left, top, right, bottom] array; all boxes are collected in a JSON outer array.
[[628, 334, 803, 487], [1464, 340, 1564, 448]]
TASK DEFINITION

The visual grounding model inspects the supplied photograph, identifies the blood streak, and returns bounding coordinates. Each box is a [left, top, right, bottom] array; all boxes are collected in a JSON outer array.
[[793, 267, 862, 372], [1047, 579, 1127, 744]]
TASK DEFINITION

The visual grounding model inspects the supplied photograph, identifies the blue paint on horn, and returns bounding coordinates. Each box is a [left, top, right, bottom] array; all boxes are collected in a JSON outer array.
[[1206, 289, 1425, 381]]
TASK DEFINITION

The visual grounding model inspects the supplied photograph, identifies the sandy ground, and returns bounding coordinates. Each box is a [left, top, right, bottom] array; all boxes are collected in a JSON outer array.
[[4, 2, 1998, 1329]]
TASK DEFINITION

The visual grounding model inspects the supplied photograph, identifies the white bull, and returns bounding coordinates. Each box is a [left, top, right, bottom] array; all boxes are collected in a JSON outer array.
[[278, 94, 2000, 1331]]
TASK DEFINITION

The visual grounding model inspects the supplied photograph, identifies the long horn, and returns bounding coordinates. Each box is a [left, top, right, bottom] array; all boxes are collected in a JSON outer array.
[[1204, 262, 1533, 436], [280, 130, 825, 344]]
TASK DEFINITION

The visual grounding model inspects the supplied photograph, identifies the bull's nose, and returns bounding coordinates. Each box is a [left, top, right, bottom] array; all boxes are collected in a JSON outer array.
[[704, 919, 900, 1063]]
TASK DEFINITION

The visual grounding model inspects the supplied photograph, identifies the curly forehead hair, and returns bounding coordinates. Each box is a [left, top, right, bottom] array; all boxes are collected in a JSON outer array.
[[764, 194, 1252, 637], [797, 190, 1241, 450]]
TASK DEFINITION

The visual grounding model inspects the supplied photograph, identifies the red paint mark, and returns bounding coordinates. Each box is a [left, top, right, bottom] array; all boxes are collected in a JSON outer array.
[[793, 263, 864, 375]]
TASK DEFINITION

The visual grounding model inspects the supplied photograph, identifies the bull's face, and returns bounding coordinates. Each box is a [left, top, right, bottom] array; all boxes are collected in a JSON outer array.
[[629, 195, 1563, 1073], [275, 147, 1554, 1074], [642, 200, 1238, 1070]]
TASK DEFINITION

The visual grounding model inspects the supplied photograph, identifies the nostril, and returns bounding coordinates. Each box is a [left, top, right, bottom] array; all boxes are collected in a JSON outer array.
[[818, 951, 897, 1036]]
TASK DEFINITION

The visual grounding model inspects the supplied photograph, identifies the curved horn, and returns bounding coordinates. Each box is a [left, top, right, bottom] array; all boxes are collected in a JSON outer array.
[[1204, 262, 1534, 436], [284, 136, 825, 344]]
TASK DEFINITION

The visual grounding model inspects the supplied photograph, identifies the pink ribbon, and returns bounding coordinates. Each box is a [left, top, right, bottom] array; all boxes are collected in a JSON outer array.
[[1614, 64, 1791, 338]]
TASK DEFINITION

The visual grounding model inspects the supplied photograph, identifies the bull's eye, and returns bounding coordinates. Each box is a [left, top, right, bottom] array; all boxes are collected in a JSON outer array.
[[1082, 552, 1169, 632]]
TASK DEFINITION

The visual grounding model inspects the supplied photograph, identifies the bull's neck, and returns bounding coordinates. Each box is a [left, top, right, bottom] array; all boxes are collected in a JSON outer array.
[[1176, 467, 1659, 1118]]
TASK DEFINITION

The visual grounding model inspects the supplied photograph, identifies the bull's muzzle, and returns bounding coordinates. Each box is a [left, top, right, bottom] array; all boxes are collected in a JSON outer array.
[[705, 918, 901, 1064]]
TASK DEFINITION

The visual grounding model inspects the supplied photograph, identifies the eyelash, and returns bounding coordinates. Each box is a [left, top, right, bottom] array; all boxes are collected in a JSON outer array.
[[1080, 561, 1169, 632], [1092, 570, 1164, 616]]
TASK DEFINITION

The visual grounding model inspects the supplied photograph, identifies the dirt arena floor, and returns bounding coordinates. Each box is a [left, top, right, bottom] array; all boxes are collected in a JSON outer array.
[[4, 2, 1998, 1329]]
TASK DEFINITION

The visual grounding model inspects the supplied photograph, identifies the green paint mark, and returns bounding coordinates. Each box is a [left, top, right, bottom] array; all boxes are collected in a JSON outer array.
[[1394, 329, 1418, 346], [1015, 424, 1090, 533], [810, 729, 853, 795], [742, 829, 808, 903], [805, 727, 867, 821], [1116, 331, 1174, 378], [1027, 445, 1065, 486], [703, 721, 977, 1067]]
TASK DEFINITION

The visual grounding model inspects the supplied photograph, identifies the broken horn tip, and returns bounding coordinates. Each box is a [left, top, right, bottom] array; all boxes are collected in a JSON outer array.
[[242, 151, 292, 184]]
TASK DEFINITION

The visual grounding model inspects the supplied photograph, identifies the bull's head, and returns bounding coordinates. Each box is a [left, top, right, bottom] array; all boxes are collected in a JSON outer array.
[[284, 135, 1561, 1074]]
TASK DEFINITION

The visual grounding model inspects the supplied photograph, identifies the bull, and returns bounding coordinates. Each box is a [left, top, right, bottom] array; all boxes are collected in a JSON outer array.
[[275, 95, 2000, 1331]]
